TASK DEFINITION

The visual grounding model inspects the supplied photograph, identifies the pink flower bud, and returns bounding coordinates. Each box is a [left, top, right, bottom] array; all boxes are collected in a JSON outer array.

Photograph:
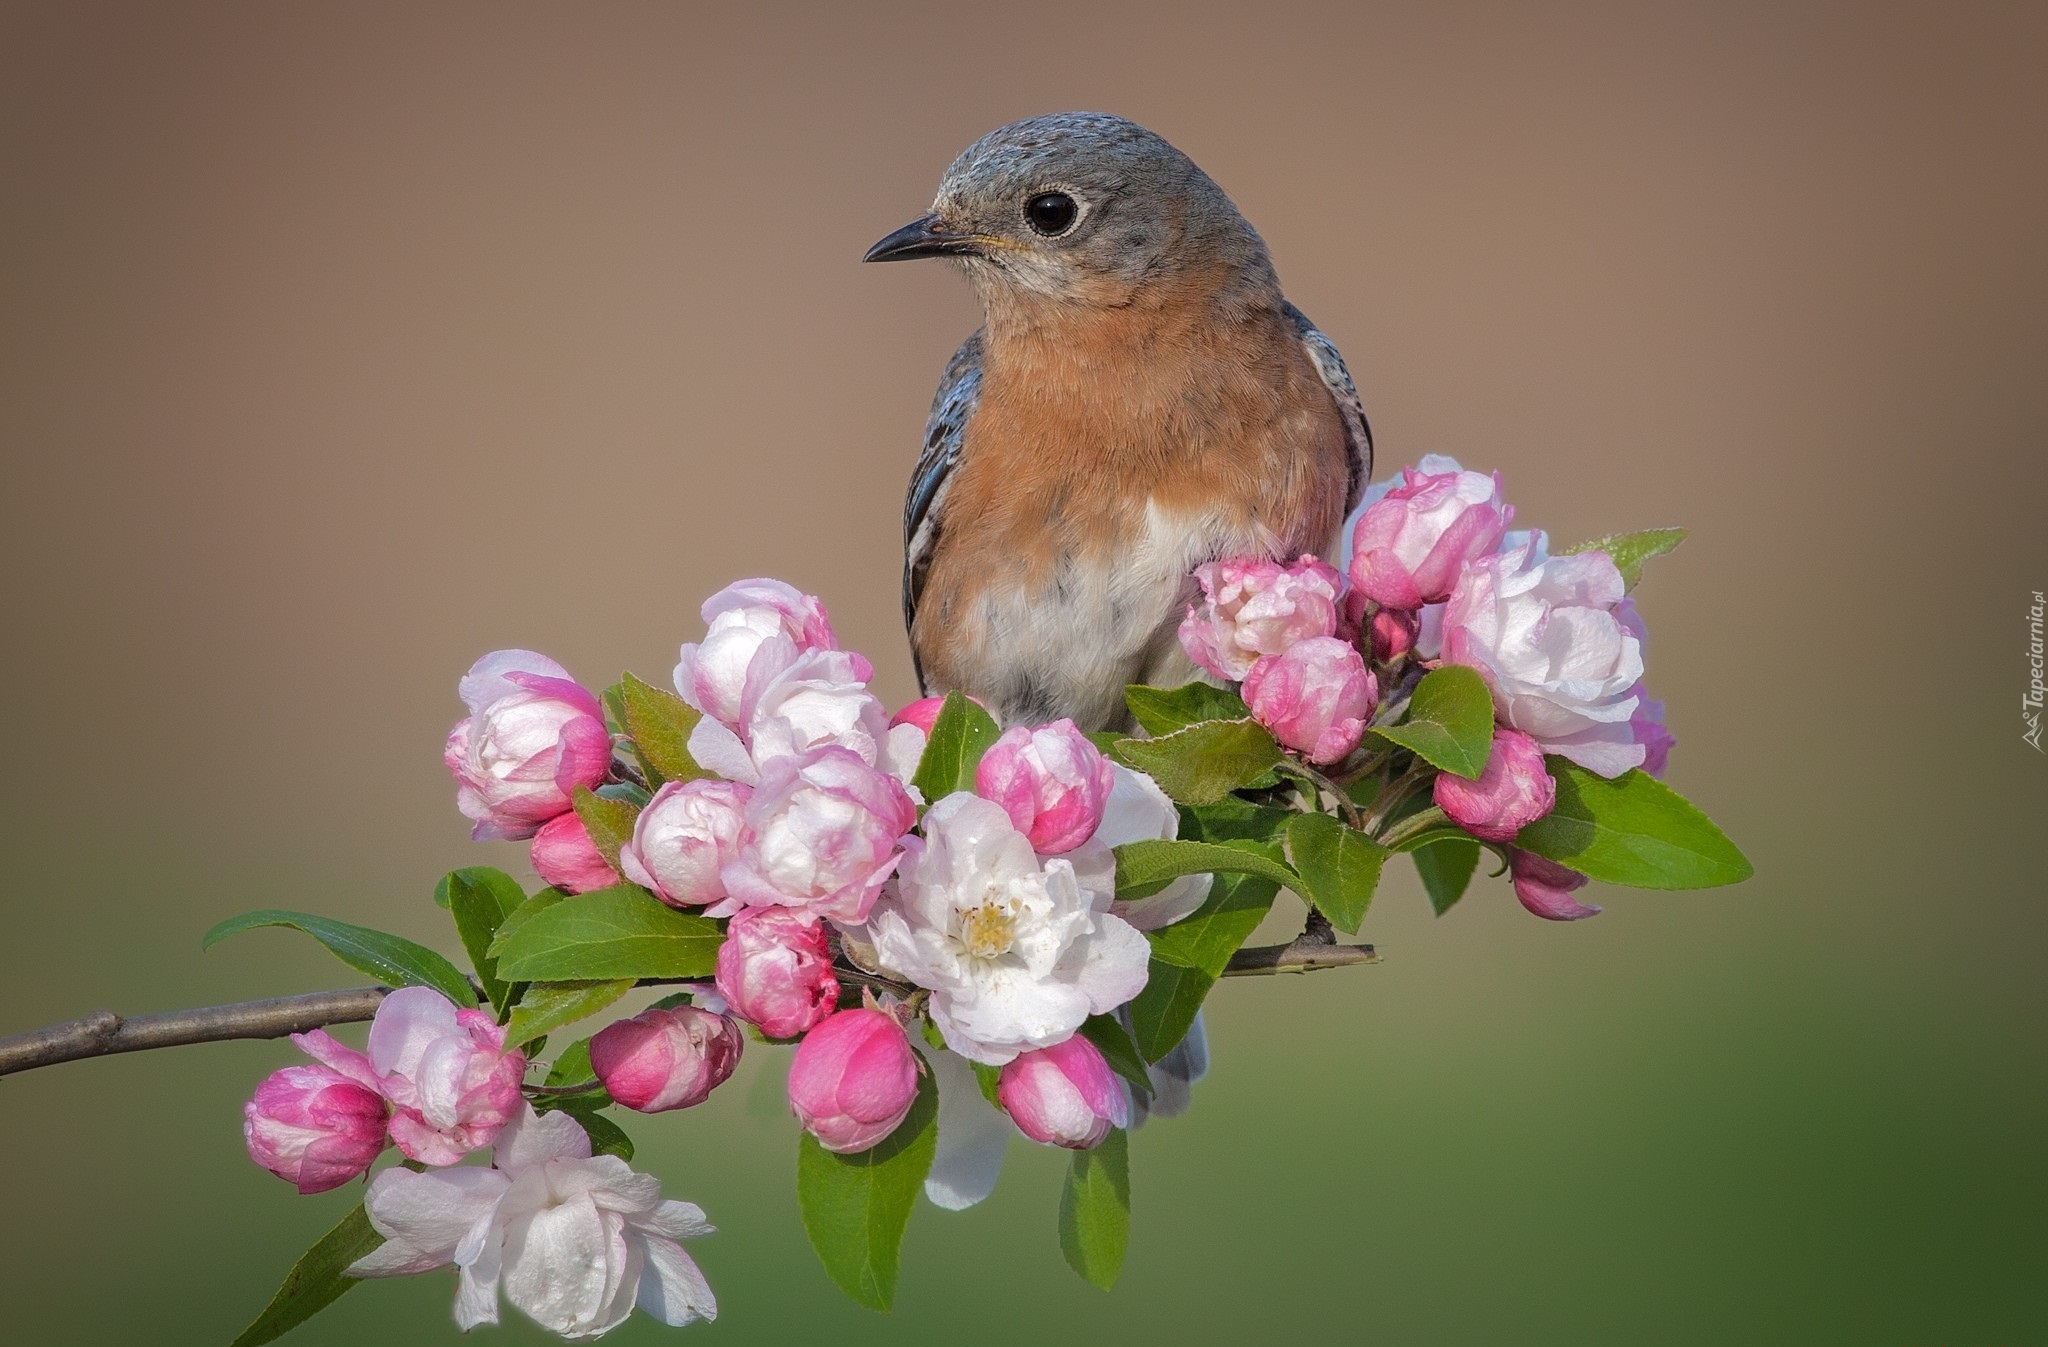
[[1432, 728, 1557, 842], [1241, 636, 1377, 765], [444, 650, 612, 841], [1629, 683, 1675, 778], [1348, 463, 1513, 608], [1177, 556, 1344, 681], [720, 746, 916, 924], [997, 1034, 1130, 1149], [589, 1006, 743, 1113], [673, 579, 859, 726], [618, 778, 752, 910], [530, 811, 621, 894], [243, 1064, 389, 1193], [888, 697, 950, 734], [1510, 850, 1602, 921], [1368, 606, 1419, 665], [974, 720, 1115, 853], [786, 1007, 919, 1153], [359, 986, 526, 1165], [715, 907, 840, 1038]]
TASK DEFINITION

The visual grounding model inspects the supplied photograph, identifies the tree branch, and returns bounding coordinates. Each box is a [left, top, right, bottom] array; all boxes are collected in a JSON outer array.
[[0, 986, 390, 1078], [1221, 940, 1379, 976]]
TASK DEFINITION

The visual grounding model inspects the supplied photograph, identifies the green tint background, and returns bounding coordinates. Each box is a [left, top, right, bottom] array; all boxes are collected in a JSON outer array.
[[2, 2, 2042, 1343]]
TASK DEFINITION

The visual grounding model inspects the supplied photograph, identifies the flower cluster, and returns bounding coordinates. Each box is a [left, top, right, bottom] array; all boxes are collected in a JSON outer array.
[[1178, 454, 1678, 921], [226, 482, 1745, 1340]]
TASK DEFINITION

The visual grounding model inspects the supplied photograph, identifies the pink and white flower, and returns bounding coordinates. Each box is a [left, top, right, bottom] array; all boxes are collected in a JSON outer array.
[[308, 985, 524, 1167], [444, 650, 612, 841], [1241, 636, 1377, 765], [1347, 457, 1512, 609], [856, 793, 1150, 1066], [589, 1006, 743, 1114], [1066, 764, 1213, 932], [672, 578, 851, 728], [785, 1007, 920, 1153], [718, 746, 916, 924], [997, 1035, 1129, 1149], [1432, 727, 1557, 843], [714, 906, 840, 1039], [974, 720, 1115, 854], [1510, 850, 1602, 921], [1442, 534, 1647, 777], [618, 779, 752, 910], [243, 1063, 388, 1194], [530, 812, 621, 894], [349, 1103, 716, 1338], [1177, 556, 1344, 681]]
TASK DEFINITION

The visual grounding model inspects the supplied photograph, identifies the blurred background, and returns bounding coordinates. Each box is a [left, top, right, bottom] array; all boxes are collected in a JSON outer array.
[[2, 2, 2043, 1343]]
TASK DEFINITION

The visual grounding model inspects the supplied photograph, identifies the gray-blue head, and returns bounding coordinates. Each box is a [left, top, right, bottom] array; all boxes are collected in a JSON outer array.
[[864, 113, 1278, 311]]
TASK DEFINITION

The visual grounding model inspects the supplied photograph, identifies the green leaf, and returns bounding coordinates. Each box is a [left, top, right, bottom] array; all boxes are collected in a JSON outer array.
[[619, 671, 710, 786], [797, 1057, 940, 1311], [1558, 527, 1687, 591], [569, 1109, 635, 1162], [1284, 812, 1390, 934], [571, 787, 641, 874], [493, 884, 724, 981], [488, 888, 567, 958], [1129, 871, 1281, 1061], [546, 1037, 598, 1087], [911, 691, 1002, 802], [1516, 759, 1753, 889], [1413, 836, 1482, 915], [1180, 798, 1296, 845], [1112, 719, 1283, 805], [227, 1203, 383, 1347], [1367, 664, 1496, 779], [1123, 682, 1251, 736], [440, 867, 527, 1018], [1077, 1015, 1153, 1100], [506, 979, 636, 1047], [203, 911, 475, 1008], [1058, 1128, 1130, 1290], [971, 1060, 1003, 1108], [1113, 837, 1296, 901]]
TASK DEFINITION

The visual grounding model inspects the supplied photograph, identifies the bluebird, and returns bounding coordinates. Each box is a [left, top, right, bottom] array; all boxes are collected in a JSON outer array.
[[866, 113, 1371, 732]]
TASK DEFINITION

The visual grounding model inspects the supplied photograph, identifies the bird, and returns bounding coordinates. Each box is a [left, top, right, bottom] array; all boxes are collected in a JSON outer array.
[[865, 112, 1371, 732]]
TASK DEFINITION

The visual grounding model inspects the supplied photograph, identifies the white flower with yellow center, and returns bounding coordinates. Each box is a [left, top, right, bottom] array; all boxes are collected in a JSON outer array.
[[857, 792, 1150, 1066]]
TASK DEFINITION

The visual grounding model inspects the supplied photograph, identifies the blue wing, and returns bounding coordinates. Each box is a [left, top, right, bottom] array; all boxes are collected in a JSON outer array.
[[1283, 303, 1373, 515], [902, 331, 984, 679]]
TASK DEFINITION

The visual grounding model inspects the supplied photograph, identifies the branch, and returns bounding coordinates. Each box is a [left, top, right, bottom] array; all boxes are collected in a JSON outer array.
[[1221, 940, 1379, 976], [0, 986, 390, 1078]]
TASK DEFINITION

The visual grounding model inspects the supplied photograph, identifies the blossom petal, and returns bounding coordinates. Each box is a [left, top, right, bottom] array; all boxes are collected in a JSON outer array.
[[925, 1050, 1012, 1210], [495, 1102, 592, 1171], [636, 1234, 719, 1326], [502, 1191, 612, 1336], [350, 1167, 507, 1277]]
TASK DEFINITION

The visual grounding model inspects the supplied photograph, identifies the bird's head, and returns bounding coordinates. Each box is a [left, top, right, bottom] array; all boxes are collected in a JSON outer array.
[[864, 112, 1277, 316]]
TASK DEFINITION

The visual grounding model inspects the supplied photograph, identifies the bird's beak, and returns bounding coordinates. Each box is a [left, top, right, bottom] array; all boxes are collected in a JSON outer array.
[[862, 214, 983, 263]]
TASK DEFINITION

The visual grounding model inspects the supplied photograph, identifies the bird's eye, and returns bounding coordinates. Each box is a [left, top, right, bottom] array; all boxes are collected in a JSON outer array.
[[1024, 192, 1079, 236]]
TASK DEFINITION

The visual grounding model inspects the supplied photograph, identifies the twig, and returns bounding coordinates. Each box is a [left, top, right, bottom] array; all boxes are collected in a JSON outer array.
[[1221, 940, 1380, 976], [0, 986, 390, 1078]]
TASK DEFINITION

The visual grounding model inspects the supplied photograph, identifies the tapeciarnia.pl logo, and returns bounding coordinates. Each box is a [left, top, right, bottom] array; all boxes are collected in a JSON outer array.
[[2027, 590, 2045, 752]]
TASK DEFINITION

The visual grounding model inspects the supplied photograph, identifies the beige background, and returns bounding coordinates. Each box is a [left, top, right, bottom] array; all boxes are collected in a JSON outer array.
[[2, 3, 2043, 1343]]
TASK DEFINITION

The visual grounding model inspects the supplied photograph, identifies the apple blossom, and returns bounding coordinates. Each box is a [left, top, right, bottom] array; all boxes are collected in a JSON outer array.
[[242, 1063, 388, 1194], [786, 1006, 920, 1153], [1241, 636, 1377, 764], [1630, 685, 1675, 777], [589, 1006, 743, 1114], [673, 578, 854, 727], [685, 646, 927, 788], [1510, 850, 1602, 921], [924, 1048, 1014, 1211], [352, 985, 524, 1166], [1368, 605, 1419, 665], [1067, 764, 1212, 932], [530, 811, 621, 894], [1432, 727, 1557, 842], [444, 650, 612, 841], [618, 779, 752, 910], [349, 1103, 716, 1338], [974, 719, 1115, 853], [997, 1034, 1129, 1149], [1442, 533, 1648, 777], [857, 793, 1150, 1066], [714, 906, 840, 1038], [1177, 555, 1344, 681], [718, 746, 916, 924], [1347, 458, 1512, 608]]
